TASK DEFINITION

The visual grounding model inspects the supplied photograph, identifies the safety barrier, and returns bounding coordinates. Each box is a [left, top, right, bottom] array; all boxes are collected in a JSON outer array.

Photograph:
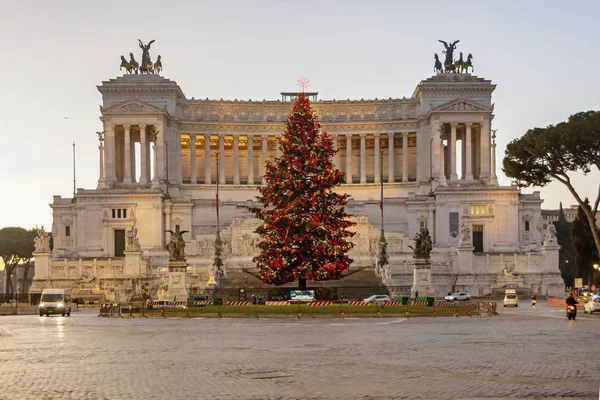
[[225, 301, 250, 306], [348, 301, 369, 306], [97, 303, 122, 318], [412, 301, 428, 306], [307, 301, 332, 306], [383, 301, 403, 306], [193, 301, 214, 306], [265, 301, 289, 305]]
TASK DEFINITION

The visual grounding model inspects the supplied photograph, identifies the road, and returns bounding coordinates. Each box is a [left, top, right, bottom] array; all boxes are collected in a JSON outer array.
[[0, 300, 598, 400]]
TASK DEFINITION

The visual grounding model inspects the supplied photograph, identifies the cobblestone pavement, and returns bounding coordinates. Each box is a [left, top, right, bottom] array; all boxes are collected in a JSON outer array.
[[0, 301, 598, 400]]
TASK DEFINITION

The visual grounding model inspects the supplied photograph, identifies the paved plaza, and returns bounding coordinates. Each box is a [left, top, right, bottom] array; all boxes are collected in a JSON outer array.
[[0, 301, 599, 400]]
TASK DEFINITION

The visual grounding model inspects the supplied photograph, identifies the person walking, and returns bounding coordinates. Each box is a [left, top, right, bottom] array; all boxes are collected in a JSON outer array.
[[415, 290, 419, 300]]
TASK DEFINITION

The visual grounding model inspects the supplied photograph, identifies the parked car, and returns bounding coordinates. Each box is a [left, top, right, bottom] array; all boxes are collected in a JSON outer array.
[[445, 292, 471, 301], [503, 290, 519, 307], [363, 295, 392, 304], [583, 297, 600, 314]]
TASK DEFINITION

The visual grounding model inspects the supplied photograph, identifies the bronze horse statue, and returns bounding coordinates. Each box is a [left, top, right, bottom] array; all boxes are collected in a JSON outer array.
[[120, 55, 138, 74], [128, 53, 139, 74], [434, 54, 442, 73], [154, 55, 162, 74], [454, 53, 474, 73]]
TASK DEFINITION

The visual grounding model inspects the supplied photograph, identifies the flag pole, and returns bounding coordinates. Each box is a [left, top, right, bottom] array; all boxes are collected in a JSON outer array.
[[72, 141, 76, 202], [215, 151, 220, 231]]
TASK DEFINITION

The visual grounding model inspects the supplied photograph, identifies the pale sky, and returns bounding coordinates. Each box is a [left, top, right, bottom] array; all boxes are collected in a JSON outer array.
[[1, 0, 599, 230]]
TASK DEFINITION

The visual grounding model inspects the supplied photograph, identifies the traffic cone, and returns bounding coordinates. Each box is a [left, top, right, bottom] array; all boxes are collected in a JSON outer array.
[[297, 309, 302, 319], [185, 304, 191, 318], [454, 309, 459, 318], [405, 307, 409, 318], [432, 307, 436, 318], [340, 308, 345, 318], [468, 308, 472, 317], [160, 306, 167, 318], [376, 308, 381, 317]]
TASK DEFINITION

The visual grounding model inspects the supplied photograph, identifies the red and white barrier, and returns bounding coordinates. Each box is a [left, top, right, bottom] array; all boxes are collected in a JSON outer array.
[[348, 301, 370, 306], [412, 301, 428, 306], [307, 301, 332, 306], [193, 301, 214, 306], [265, 301, 290, 306], [225, 301, 249, 306], [383, 301, 403, 306]]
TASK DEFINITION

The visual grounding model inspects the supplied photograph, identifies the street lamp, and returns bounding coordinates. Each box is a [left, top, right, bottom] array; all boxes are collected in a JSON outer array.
[[594, 264, 599, 288]]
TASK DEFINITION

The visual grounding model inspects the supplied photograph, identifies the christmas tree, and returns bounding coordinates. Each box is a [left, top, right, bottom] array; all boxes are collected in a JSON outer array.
[[252, 92, 355, 287]]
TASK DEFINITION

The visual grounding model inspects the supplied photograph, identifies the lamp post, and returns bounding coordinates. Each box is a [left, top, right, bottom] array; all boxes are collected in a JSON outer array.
[[594, 264, 599, 290]]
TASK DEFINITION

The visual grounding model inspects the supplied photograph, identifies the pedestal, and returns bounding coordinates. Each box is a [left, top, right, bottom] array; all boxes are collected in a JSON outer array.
[[124, 251, 144, 277], [167, 260, 189, 301], [456, 245, 475, 274], [411, 258, 435, 298]]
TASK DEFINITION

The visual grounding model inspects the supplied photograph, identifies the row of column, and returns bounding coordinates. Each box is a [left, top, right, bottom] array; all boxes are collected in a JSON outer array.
[[185, 132, 411, 185], [436, 121, 490, 183]]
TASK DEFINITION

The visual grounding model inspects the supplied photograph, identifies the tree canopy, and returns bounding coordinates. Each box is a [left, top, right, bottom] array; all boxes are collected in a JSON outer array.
[[0, 227, 37, 297], [571, 199, 599, 286], [503, 110, 600, 255]]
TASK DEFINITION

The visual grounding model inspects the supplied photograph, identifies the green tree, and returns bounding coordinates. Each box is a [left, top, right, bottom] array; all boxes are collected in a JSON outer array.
[[0, 227, 36, 298], [503, 110, 600, 255], [251, 92, 356, 288], [571, 199, 599, 286]]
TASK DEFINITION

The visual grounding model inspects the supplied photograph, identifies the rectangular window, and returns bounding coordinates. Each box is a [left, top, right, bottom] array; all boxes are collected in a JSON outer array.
[[123, 209, 127, 219], [449, 212, 459, 237], [470, 205, 486, 215], [525, 221, 530, 232], [65, 226, 70, 237], [112, 209, 116, 218], [117, 209, 122, 218]]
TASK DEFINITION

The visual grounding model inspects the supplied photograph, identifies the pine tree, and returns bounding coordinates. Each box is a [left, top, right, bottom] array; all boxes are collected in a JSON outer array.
[[571, 199, 599, 285], [555, 202, 575, 286], [252, 92, 356, 287]]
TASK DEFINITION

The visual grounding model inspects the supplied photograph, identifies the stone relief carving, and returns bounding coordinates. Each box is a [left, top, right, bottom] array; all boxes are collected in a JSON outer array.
[[458, 220, 471, 246], [439, 101, 486, 112]]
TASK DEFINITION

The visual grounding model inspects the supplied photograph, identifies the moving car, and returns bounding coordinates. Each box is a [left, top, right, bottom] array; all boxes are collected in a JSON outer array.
[[583, 296, 600, 314], [445, 292, 471, 301], [503, 289, 518, 307], [39, 288, 73, 317], [363, 295, 392, 304]]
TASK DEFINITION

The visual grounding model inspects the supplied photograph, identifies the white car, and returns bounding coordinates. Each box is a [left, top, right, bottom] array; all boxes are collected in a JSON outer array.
[[445, 292, 471, 301], [363, 295, 392, 304], [583, 297, 600, 314], [503, 293, 519, 307]]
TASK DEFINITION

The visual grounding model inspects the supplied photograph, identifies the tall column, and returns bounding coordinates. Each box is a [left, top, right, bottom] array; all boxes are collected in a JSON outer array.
[[247, 134, 254, 184], [450, 122, 458, 181], [332, 134, 339, 169], [219, 134, 225, 184], [374, 133, 380, 183], [490, 133, 498, 185], [130, 129, 137, 183], [402, 132, 409, 182], [140, 124, 148, 183], [204, 134, 211, 184], [345, 133, 353, 184], [275, 135, 281, 158], [360, 133, 366, 184], [261, 135, 268, 184], [123, 124, 132, 183], [189, 134, 197, 184], [97, 142, 106, 189], [480, 119, 491, 179], [388, 133, 395, 183], [465, 123, 473, 180], [233, 135, 240, 185], [152, 140, 159, 188], [439, 129, 447, 185]]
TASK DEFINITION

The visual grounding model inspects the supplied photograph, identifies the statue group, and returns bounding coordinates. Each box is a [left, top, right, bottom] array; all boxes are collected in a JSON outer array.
[[434, 40, 474, 74], [410, 228, 433, 259], [120, 39, 163, 75], [166, 226, 189, 261]]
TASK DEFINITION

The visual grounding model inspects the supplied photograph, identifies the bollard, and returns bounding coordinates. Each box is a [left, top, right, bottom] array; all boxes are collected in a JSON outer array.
[[376, 308, 381, 317], [405, 307, 409, 318], [297, 309, 302, 319], [432, 307, 436, 318], [185, 304, 191, 318], [128, 304, 135, 319], [339, 308, 345, 319], [454, 309, 459, 318], [468, 307, 472, 317], [109, 304, 114, 318], [160, 306, 167, 318], [140, 303, 147, 319]]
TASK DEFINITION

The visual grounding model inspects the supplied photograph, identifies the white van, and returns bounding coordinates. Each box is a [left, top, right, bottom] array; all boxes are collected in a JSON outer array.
[[503, 289, 518, 307], [39, 289, 73, 317]]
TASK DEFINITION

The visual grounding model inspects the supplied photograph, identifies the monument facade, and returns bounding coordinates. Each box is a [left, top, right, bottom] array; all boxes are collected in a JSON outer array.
[[31, 41, 564, 301]]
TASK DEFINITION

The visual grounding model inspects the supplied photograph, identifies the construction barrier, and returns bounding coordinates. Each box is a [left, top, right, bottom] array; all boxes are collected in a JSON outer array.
[[348, 301, 370, 306], [225, 301, 249, 306], [265, 301, 290, 306], [193, 301, 214, 306], [412, 301, 428, 306], [383, 301, 403, 306], [307, 301, 333, 306]]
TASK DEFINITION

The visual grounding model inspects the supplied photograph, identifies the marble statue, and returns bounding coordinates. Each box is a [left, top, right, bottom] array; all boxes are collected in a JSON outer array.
[[458, 220, 471, 246], [544, 222, 558, 246], [34, 226, 51, 252], [126, 224, 140, 251]]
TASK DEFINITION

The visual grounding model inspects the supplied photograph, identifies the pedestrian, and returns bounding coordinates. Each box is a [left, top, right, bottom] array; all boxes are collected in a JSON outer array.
[[415, 290, 419, 300], [545, 289, 548, 299]]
